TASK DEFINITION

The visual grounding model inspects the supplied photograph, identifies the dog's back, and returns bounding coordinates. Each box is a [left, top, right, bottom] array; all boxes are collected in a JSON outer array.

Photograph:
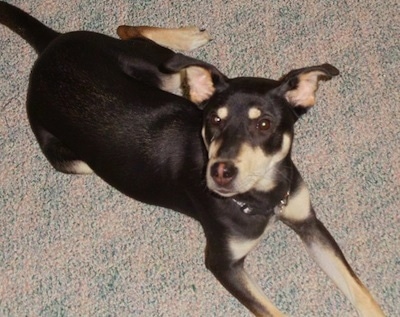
[[0, 1, 207, 216]]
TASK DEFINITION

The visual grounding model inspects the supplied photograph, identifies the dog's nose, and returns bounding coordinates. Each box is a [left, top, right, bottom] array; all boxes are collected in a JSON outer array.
[[210, 161, 237, 187]]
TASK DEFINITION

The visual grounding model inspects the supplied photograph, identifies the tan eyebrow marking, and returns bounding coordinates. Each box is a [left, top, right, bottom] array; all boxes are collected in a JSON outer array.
[[248, 107, 262, 119], [217, 106, 229, 119]]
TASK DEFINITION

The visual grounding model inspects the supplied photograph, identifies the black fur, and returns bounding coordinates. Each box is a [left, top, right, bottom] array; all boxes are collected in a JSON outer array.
[[1, 2, 384, 316]]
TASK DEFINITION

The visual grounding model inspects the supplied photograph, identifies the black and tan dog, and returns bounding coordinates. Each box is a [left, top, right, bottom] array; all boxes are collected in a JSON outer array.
[[0, 2, 384, 316]]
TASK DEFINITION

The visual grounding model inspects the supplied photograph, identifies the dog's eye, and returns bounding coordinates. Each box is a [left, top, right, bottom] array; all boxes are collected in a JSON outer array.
[[257, 118, 271, 131], [209, 113, 222, 126]]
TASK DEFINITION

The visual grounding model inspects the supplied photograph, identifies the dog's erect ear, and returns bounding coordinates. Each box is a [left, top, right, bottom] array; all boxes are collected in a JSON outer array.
[[277, 63, 339, 115], [162, 53, 228, 107]]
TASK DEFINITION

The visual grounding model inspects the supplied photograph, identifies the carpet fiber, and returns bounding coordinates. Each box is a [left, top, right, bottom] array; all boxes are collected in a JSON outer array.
[[1, 1, 398, 316]]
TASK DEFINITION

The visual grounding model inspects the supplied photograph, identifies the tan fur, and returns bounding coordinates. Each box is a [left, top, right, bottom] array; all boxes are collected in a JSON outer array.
[[207, 133, 291, 196], [116, 25, 211, 52], [248, 107, 262, 119], [238, 271, 286, 317], [285, 71, 325, 107], [161, 72, 184, 96], [280, 183, 311, 221], [116, 26, 212, 99], [217, 106, 229, 119], [306, 242, 385, 317], [65, 160, 93, 174], [186, 66, 215, 104]]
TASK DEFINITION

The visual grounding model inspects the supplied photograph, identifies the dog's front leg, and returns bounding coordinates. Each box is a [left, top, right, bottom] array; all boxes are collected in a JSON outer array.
[[279, 182, 385, 316], [205, 243, 286, 317], [288, 217, 385, 316]]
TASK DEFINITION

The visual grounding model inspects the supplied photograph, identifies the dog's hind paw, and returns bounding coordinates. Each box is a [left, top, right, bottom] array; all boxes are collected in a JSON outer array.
[[174, 26, 212, 51], [117, 25, 211, 52]]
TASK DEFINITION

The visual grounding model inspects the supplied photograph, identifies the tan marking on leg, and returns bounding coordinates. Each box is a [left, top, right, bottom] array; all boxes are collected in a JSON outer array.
[[307, 242, 385, 316], [117, 26, 211, 51], [239, 270, 286, 317], [66, 161, 93, 174]]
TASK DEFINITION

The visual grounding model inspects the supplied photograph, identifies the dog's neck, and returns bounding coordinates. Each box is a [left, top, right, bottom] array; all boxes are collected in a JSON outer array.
[[231, 160, 293, 216]]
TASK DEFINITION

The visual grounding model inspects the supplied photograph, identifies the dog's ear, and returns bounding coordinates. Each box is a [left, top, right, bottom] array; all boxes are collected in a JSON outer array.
[[162, 53, 228, 107], [277, 64, 339, 115]]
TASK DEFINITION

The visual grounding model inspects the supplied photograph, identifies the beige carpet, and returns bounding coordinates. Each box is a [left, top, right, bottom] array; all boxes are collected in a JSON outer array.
[[1, 0, 398, 316]]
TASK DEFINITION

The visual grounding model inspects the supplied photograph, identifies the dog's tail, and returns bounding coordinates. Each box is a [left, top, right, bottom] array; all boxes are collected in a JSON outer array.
[[0, 1, 60, 54]]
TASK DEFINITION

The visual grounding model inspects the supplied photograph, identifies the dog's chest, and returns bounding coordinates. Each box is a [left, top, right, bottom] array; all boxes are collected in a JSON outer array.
[[228, 215, 277, 261]]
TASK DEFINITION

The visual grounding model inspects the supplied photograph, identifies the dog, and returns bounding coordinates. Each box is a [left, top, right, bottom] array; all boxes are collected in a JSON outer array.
[[0, 2, 384, 316]]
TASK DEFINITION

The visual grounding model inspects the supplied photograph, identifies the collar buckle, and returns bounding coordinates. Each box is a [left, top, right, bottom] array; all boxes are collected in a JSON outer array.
[[232, 199, 252, 214], [275, 191, 290, 215]]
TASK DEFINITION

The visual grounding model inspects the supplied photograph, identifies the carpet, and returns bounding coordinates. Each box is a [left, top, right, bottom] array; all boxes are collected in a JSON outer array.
[[0, 0, 398, 316]]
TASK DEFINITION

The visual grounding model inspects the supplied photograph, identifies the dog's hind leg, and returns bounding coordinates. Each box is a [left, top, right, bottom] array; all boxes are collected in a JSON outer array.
[[116, 25, 211, 52], [32, 125, 93, 175]]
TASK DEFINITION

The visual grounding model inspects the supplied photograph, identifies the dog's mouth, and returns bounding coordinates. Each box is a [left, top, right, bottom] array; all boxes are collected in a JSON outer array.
[[206, 161, 260, 198], [205, 155, 280, 197], [205, 143, 276, 197], [207, 172, 260, 198], [207, 165, 275, 198], [214, 189, 237, 197]]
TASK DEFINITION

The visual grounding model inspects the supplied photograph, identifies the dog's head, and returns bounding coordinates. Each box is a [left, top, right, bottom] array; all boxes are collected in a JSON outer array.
[[164, 55, 339, 197]]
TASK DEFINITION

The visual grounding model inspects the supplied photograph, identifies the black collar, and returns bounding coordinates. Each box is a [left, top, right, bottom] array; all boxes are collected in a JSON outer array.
[[232, 190, 290, 215]]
